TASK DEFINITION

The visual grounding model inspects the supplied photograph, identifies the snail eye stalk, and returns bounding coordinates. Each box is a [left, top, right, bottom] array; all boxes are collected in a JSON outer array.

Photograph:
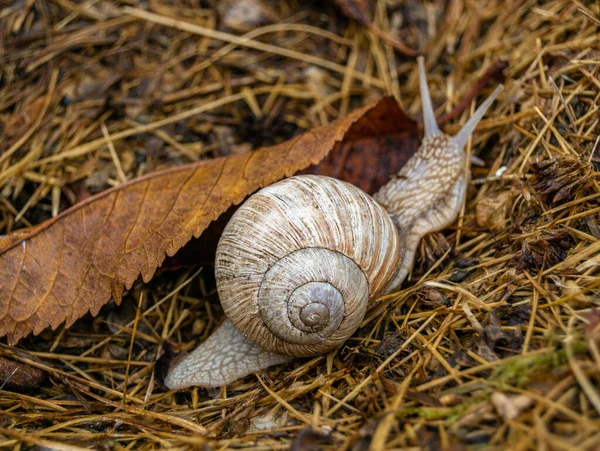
[[452, 84, 503, 150], [418, 55, 503, 148], [417, 56, 441, 138]]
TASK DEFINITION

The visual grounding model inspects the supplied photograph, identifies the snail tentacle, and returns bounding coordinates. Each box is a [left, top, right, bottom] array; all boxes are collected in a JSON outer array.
[[418, 57, 441, 138]]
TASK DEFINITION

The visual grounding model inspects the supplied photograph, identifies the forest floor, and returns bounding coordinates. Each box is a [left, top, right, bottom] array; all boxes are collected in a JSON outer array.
[[0, 0, 599, 449]]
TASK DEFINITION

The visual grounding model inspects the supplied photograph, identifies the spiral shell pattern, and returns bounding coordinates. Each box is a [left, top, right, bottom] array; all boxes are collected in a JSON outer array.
[[215, 175, 401, 357]]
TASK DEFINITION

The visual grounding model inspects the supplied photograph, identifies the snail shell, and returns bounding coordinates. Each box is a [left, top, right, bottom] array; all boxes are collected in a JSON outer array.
[[215, 175, 401, 357]]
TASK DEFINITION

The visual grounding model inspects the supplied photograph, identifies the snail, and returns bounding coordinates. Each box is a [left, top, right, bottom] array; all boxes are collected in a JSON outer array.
[[164, 57, 502, 389]]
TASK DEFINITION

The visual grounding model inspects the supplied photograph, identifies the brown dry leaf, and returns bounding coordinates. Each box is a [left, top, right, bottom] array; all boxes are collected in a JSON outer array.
[[0, 97, 415, 345], [289, 426, 332, 451], [303, 100, 418, 194], [475, 189, 517, 230], [0, 355, 46, 391], [4, 96, 47, 139]]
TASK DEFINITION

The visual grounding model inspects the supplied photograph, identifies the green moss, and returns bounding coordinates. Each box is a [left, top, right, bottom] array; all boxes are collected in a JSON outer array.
[[395, 397, 482, 423], [491, 340, 588, 387], [394, 342, 590, 427]]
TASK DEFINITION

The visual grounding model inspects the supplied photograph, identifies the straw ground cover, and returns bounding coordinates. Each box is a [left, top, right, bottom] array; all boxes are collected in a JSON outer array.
[[1, 0, 599, 449]]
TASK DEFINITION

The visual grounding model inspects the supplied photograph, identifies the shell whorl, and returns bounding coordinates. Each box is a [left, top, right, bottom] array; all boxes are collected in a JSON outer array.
[[215, 175, 401, 357]]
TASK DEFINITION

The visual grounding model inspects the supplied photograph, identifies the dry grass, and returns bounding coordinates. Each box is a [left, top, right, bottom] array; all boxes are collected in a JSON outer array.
[[1, 0, 599, 449]]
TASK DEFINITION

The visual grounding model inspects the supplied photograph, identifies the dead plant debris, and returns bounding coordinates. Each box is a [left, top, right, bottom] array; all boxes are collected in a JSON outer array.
[[0, 0, 599, 449]]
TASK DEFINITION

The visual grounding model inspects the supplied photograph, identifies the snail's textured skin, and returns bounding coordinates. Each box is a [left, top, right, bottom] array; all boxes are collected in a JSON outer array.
[[164, 57, 502, 390], [374, 134, 467, 290], [163, 319, 292, 389]]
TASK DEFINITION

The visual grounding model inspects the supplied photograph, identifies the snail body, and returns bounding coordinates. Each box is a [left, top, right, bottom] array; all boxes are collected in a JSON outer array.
[[164, 58, 502, 389]]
